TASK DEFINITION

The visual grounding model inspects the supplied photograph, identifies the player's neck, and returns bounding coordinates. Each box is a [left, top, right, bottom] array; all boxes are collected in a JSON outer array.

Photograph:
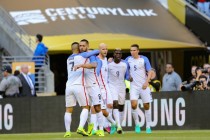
[[114, 59, 120, 64], [133, 55, 139, 59], [98, 54, 105, 60]]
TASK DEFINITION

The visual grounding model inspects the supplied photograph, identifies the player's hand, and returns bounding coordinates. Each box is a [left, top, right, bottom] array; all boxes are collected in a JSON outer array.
[[108, 57, 113, 62], [73, 65, 82, 71], [142, 81, 149, 90]]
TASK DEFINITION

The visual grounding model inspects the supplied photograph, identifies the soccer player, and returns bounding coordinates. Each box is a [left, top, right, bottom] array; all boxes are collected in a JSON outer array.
[[125, 44, 153, 134], [74, 39, 105, 136], [64, 42, 99, 137], [108, 48, 129, 134], [97, 43, 116, 134]]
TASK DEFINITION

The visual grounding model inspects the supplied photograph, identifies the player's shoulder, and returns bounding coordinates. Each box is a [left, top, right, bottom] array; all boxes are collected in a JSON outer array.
[[140, 55, 148, 60], [125, 56, 133, 61], [68, 54, 78, 59]]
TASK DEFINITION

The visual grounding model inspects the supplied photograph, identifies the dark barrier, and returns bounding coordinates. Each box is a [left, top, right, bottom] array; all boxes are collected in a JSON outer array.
[[185, 5, 210, 46], [0, 91, 210, 134]]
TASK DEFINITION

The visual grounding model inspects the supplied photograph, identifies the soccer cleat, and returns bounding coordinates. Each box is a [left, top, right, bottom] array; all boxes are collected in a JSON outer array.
[[96, 130, 105, 137], [77, 127, 89, 136], [110, 124, 117, 134], [87, 123, 94, 135], [135, 125, 141, 134], [64, 131, 71, 138], [146, 127, 152, 134], [117, 126, 123, 134], [91, 129, 97, 135], [104, 126, 111, 134]]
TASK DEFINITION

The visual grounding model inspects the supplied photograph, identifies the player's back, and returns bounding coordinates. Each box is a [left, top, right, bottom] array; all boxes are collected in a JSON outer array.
[[125, 55, 151, 86], [67, 54, 88, 86], [108, 60, 127, 87]]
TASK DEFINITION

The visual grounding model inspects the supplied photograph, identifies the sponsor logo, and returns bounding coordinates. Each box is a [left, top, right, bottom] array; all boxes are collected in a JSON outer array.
[[10, 7, 158, 25], [10, 10, 48, 25], [0, 104, 13, 131]]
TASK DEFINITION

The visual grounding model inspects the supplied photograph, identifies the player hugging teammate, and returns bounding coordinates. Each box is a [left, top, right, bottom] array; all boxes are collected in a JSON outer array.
[[64, 41, 153, 137]]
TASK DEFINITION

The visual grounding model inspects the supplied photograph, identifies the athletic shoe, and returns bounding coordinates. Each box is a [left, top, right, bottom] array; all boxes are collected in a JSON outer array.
[[110, 124, 117, 134], [96, 130, 105, 137], [77, 127, 89, 136], [146, 127, 152, 134], [135, 125, 141, 134], [91, 129, 97, 135], [117, 127, 123, 134], [64, 131, 71, 138], [87, 123, 94, 135], [104, 126, 111, 134]]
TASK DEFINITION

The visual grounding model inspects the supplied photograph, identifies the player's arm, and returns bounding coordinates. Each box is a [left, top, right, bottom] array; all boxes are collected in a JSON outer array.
[[124, 60, 130, 80], [96, 58, 102, 76], [74, 56, 97, 70], [80, 50, 99, 58], [142, 56, 152, 89]]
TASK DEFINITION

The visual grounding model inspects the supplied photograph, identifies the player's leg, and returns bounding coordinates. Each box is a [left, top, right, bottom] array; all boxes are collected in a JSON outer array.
[[89, 86, 105, 136], [74, 85, 90, 136], [64, 85, 76, 137], [140, 87, 153, 134], [118, 89, 126, 126], [90, 106, 97, 135], [130, 86, 141, 133]]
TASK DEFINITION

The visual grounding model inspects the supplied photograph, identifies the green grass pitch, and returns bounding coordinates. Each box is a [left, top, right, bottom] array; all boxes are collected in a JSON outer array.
[[1, 130, 210, 140]]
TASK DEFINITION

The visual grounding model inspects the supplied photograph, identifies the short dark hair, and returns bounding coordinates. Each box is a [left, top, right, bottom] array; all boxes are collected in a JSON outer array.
[[71, 42, 79, 46], [199, 75, 207, 81], [131, 44, 139, 50], [14, 70, 20, 76], [80, 39, 89, 45], [36, 34, 43, 42]]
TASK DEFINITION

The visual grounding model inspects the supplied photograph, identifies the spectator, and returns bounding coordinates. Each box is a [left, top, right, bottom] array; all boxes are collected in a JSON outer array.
[[204, 0, 210, 17], [195, 69, 209, 90], [161, 63, 182, 91], [188, 65, 197, 83], [0, 65, 22, 98], [33, 34, 48, 67], [14, 70, 20, 76], [33, 34, 48, 91], [18, 64, 36, 97], [149, 68, 161, 92], [197, 0, 206, 14]]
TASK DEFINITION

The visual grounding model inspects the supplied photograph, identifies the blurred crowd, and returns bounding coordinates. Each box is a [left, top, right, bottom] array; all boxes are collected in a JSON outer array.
[[186, 0, 210, 17]]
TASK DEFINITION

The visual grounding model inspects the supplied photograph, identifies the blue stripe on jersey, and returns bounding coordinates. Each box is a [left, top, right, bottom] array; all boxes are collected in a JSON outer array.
[[121, 59, 130, 80], [96, 57, 102, 76], [141, 55, 152, 71], [80, 50, 99, 58]]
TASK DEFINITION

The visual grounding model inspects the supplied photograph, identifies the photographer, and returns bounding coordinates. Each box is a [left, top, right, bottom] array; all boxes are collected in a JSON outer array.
[[181, 67, 210, 91], [149, 68, 161, 92]]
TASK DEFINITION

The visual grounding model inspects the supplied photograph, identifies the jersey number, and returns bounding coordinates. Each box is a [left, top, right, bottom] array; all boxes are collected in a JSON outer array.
[[134, 65, 137, 71], [69, 61, 74, 71]]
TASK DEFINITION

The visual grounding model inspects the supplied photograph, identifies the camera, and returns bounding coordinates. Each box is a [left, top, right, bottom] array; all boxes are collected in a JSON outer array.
[[181, 81, 200, 91]]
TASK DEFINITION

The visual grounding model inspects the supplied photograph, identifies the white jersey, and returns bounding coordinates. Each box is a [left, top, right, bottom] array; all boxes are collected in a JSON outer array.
[[67, 50, 100, 86], [108, 60, 129, 88], [84, 55, 100, 87], [97, 57, 108, 86], [125, 55, 152, 87]]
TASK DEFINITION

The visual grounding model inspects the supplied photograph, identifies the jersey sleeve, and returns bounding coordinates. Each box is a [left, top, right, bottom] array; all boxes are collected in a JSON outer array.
[[142, 56, 152, 71], [89, 55, 97, 63], [96, 58, 102, 76], [80, 50, 99, 58], [125, 56, 130, 70], [123, 60, 130, 80]]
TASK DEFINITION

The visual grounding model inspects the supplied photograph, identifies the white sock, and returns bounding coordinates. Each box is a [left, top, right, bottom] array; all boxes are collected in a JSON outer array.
[[113, 109, 121, 128], [64, 112, 72, 132], [103, 116, 109, 128], [119, 111, 124, 125], [107, 108, 113, 117], [132, 108, 140, 126], [79, 109, 89, 128], [96, 111, 104, 130], [91, 114, 98, 130], [106, 113, 116, 125], [145, 108, 151, 128]]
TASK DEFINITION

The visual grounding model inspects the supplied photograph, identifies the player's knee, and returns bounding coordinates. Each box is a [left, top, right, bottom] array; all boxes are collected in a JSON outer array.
[[66, 107, 73, 113], [107, 104, 113, 109], [143, 103, 150, 110], [94, 104, 101, 113], [113, 101, 118, 109], [102, 109, 109, 117], [118, 105, 124, 112]]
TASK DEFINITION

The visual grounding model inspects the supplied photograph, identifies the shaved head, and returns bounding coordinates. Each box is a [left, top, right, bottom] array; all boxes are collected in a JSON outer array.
[[98, 43, 108, 59]]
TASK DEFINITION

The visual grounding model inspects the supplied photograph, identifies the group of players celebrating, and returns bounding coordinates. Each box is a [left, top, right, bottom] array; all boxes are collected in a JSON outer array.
[[64, 39, 153, 137]]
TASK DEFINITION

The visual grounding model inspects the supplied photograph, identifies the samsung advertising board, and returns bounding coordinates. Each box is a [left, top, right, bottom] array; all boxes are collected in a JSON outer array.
[[0, 91, 210, 133]]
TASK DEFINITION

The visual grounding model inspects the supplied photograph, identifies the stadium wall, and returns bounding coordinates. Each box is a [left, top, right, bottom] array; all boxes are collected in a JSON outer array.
[[0, 91, 210, 134]]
